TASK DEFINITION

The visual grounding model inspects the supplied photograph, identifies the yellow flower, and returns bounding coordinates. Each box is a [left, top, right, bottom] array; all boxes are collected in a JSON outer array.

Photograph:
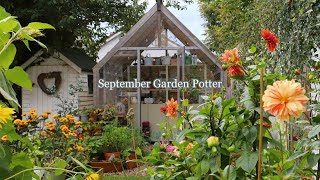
[[85, 173, 100, 180], [69, 132, 77, 137], [67, 147, 73, 152], [62, 132, 69, 138], [40, 113, 48, 118], [166, 98, 178, 119], [14, 119, 22, 125], [44, 111, 52, 115], [52, 114, 59, 119], [262, 79, 309, 121], [0, 106, 15, 129], [1, 135, 8, 141], [59, 117, 68, 123]]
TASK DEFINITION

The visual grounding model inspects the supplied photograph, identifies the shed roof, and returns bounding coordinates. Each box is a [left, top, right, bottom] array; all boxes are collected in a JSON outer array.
[[22, 48, 96, 73], [94, 2, 221, 70]]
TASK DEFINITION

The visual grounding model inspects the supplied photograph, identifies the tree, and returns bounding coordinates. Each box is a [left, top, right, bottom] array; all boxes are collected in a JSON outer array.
[[199, 0, 319, 75], [1, 0, 194, 64]]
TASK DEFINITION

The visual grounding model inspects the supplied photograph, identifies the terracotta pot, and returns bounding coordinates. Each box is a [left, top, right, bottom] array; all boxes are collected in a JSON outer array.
[[104, 152, 121, 160], [127, 152, 138, 169], [90, 161, 123, 173]]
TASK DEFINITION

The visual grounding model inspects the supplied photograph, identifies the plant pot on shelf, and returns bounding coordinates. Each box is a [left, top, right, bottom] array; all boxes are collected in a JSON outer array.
[[126, 152, 138, 169], [104, 152, 121, 161], [90, 161, 124, 173], [161, 56, 171, 65]]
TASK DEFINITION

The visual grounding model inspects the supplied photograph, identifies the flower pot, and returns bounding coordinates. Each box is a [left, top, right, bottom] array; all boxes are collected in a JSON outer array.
[[104, 152, 121, 161], [126, 152, 138, 169], [161, 56, 171, 65], [90, 161, 124, 173]]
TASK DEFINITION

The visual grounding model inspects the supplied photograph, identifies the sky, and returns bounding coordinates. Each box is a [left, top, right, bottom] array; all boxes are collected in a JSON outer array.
[[146, 0, 206, 41]]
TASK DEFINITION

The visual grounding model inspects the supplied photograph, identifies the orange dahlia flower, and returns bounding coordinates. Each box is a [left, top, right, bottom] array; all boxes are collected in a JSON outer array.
[[220, 48, 245, 76], [166, 98, 178, 119], [262, 80, 309, 121], [261, 29, 279, 52]]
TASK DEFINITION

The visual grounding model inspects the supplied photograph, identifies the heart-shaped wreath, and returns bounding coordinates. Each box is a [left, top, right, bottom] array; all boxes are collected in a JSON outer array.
[[37, 72, 62, 95]]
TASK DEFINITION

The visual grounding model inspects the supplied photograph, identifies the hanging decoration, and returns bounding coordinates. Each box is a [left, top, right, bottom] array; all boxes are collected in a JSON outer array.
[[37, 72, 62, 95]]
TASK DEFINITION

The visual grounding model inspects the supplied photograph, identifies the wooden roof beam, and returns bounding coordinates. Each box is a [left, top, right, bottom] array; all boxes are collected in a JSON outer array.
[[119, 46, 199, 51]]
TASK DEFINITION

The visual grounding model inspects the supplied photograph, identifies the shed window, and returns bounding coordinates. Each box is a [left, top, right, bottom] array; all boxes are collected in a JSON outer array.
[[88, 75, 93, 94]]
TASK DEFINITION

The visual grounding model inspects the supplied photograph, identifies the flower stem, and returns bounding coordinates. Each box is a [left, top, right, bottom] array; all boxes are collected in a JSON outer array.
[[4, 167, 87, 180], [257, 68, 264, 180]]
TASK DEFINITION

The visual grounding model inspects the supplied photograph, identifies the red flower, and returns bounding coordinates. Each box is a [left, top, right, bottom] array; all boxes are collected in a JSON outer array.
[[220, 48, 245, 76], [262, 121, 272, 129], [261, 29, 279, 52], [160, 106, 167, 113]]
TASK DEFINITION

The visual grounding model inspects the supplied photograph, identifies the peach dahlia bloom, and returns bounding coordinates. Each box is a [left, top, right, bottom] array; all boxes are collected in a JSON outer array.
[[166, 98, 178, 119], [262, 80, 309, 121], [220, 48, 245, 76]]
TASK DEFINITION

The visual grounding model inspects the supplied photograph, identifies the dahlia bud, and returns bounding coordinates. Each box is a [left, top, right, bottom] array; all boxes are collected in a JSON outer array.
[[206, 136, 219, 148], [294, 69, 301, 75]]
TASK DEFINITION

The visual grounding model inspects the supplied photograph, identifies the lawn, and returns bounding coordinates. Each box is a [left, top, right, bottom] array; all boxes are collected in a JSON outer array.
[[104, 176, 149, 180]]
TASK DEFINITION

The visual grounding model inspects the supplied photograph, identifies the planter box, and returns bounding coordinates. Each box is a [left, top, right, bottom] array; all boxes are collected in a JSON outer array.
[[89, 161, 124, 173], [104, 152, 121, 161], [126, 152, 138, 169]]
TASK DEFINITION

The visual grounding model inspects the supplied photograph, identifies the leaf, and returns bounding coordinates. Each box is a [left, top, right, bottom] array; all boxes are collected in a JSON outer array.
[[182, 99, 189, 106], [201, 159, 210, 175], [248, 45, 257, 54], [287, 151, 308, 161], [0, 44, 16, 69], [53, 158, 67, 175], [186, 177, 198, 180], [10, 152, 33, 169], [308, 125, 320, 138], [236, 151, 258, 172], [0, 86, 19, 107], [5, 66, 32, 90], [28, 22, 55, 30], [222, 165, 236, 180], [176, 117, 184, 127], [242, 126, 257, 143], [0, 17, 18, 32], [135, 147, 142, 156], [23, 40, 31, 51], [307, 153, 320, 167]]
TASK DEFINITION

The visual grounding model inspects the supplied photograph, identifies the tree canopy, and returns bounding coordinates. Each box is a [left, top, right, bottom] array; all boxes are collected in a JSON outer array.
[[1, 0, 193, 64], [199, 0, 319, 75]]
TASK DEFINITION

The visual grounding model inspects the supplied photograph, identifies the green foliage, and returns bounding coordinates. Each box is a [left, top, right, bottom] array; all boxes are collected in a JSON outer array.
[[101, 124, 133, 152], [199, 0, 319, 76]]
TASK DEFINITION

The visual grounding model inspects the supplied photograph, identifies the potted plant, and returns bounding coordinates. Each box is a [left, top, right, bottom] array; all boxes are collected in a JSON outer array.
[[102, 104, 116, 121], [101, 124, 132, 160]]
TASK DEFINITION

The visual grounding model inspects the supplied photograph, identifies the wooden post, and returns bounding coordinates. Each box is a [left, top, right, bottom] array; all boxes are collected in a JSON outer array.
[[258, 68, 264, 180], [137, 50, 141, 131]]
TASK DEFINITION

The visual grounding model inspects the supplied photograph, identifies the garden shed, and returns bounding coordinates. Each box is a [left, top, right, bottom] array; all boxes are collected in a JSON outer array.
[[21, 48, 96, 115], [94, 0, 226, 140]]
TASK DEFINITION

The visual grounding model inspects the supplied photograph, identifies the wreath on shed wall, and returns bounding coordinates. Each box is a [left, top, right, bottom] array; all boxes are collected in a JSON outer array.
[[37, 72, 62, 95]]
